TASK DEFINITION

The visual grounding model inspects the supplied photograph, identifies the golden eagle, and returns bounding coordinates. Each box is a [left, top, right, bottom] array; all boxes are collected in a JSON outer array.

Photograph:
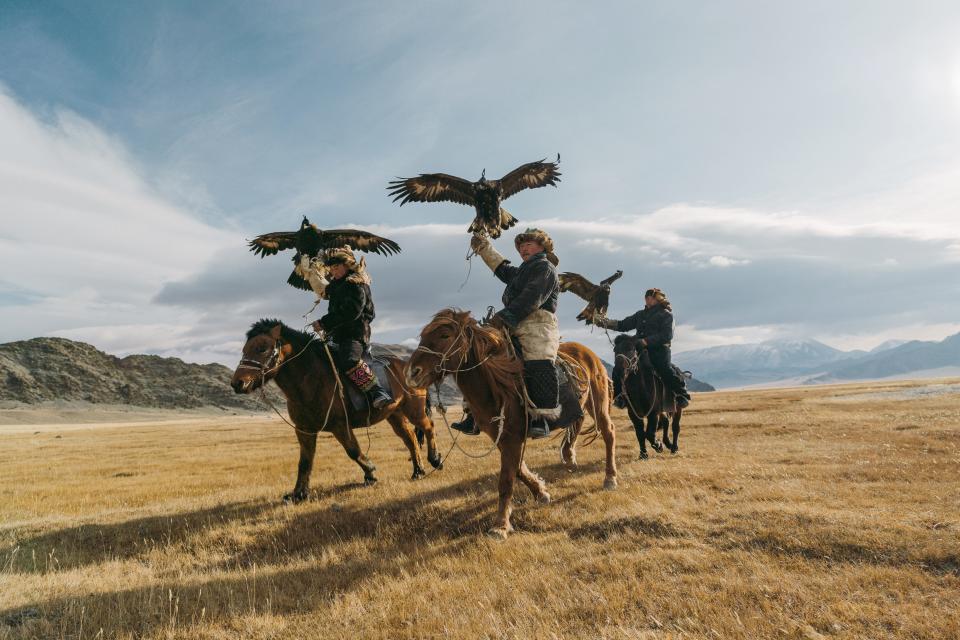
[[248, 216, 401, 291], [387, 155, 561, 238], [559, 270, 623, 323]]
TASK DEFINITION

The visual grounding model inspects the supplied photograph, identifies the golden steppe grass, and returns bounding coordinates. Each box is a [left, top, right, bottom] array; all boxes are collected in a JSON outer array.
[[1, 379, 959, 639]]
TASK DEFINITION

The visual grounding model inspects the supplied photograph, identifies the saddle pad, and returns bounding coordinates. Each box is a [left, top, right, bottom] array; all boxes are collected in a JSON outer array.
[[344, 353, 393, 414]]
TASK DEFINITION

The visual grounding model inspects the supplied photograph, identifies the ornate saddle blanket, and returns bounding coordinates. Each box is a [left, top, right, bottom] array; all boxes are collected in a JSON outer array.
[[329, 345, 393, 414]]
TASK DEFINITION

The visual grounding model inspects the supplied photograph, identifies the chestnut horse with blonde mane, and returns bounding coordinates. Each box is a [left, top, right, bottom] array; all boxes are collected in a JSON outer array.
[[405, 309, 617, 538], [231, 319, 442, 502]]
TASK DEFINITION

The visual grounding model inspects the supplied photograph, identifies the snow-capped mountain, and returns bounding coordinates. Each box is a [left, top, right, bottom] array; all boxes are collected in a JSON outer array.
[[673, 334, 960, 388]]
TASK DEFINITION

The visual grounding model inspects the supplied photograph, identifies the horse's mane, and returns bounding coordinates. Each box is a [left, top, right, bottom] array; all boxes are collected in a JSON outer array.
[[246, 318, 315, 352], [423, 309, 523, 397]]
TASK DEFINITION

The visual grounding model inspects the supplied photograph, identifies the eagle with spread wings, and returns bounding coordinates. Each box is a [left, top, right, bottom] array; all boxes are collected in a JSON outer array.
[[387, 155, 561, 238], [248, 216, 401, 291], [559, 270, 624, 323]]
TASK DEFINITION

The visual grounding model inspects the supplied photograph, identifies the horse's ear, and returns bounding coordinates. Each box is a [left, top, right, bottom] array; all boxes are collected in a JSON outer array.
[[269, 324, 282, 340]]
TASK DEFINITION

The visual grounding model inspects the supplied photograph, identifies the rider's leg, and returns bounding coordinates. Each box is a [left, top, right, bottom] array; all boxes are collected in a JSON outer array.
[[647, 346, 690, 408], [523, 359, 560, 439], [336, 341, 393, 409]]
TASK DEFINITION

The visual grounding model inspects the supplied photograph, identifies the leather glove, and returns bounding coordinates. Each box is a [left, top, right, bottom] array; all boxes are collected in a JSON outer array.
[[470, 233, 486, 253], [311, 320, 326, 336]]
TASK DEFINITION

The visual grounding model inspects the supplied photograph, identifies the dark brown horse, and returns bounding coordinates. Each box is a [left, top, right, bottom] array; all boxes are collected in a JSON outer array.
[[231, 319, 442, 502], [405, 309, 617, 538], [613, 334, 683, 458]]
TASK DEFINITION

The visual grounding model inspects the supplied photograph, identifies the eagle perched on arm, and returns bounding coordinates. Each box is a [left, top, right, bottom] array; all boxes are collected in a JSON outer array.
[[559, 270, 623, 323], [248, 216, 401, 291], [387, 155, 561, 238]]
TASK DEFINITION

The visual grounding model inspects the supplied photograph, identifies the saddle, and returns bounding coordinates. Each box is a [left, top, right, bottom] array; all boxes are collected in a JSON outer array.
[[330, 344, 393, 413], [614, 334, 689, 412]]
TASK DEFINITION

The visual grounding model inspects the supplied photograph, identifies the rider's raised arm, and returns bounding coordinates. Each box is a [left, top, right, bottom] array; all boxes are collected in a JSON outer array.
[[472, 235, 519, 284], [597, 310, 640, 332]]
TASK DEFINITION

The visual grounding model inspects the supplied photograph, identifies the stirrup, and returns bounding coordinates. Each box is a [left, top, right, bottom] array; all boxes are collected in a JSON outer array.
[[368, 387, 393, 409], [527, 417, 551, 440]]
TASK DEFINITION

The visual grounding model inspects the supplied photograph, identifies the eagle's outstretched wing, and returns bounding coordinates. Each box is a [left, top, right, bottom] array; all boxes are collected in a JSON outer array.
[[387, 173, 476, 207], [498, 155, 561, 200], [600, 270, 623, 287], [311, 228, 402, 255], [559, 272, 599, 301], [248, 231, 297, 258], [286, 254, 313, 292]]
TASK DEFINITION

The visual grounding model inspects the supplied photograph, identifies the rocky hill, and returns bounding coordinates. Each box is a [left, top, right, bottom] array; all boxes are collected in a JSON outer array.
[[0, 337, 279, 410]]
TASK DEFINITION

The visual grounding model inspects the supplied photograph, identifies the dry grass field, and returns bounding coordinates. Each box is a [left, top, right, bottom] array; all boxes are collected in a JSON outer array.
[[2, 379, 959, 639]]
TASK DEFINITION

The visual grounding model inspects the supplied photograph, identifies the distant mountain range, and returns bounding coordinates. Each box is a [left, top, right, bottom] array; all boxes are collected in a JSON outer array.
[[673, 333, 960, 388], [0, 337, 278, 410], [0, 337, 714, 412]]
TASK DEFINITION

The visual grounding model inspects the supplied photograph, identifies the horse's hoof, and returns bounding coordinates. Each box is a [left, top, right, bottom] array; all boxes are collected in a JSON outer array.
[[603, 477, 618, 491], [411, 468, 426, 480], [283, 490, 307, 504], [536, 491, 552, 505], [652, 441, 664, 453], [639, 451, 649, 460], [671, 448, 678, 455], [363, 476, 378, 486], [486, 527, 510, 540], [428, 455, 444, 470]]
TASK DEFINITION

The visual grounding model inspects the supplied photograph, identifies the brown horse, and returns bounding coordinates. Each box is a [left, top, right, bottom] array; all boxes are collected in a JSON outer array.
[[613, 334, 683, 458], [405, 309, 617, 538], [231, 319, 442, 502]]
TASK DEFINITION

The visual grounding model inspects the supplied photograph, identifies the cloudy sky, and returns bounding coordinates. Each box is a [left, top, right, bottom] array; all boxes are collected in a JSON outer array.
[[2, 0, 960, 365]]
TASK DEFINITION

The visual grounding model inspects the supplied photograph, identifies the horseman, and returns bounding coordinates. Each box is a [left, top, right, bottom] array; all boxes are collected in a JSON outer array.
[[310, 248, 393, 409], [594, 287, 691, 409], [451, 228, 562, 439]]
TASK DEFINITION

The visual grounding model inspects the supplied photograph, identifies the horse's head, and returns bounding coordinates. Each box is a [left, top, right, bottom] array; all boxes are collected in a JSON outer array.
[[613, 333, 639, 359], [231, 321, 293, 393], [405, 309, 476, 388]]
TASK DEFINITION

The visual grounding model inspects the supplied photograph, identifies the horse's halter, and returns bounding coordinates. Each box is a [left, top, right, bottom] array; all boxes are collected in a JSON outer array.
[[237, 339, 284, 377], [414, 319, 470, 379]]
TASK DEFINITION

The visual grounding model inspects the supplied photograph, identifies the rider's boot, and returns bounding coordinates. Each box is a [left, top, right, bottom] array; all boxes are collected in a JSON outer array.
[[450, 408, 479, 435]]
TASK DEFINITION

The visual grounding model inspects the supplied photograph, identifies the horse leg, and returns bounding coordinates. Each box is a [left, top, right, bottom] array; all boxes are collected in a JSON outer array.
[[386, 413, 426, 480], [489, 437, 522, 539], [414, 412, 443, 470], [646, 413, 663, 453], [660, 413, 673, 450], [633, 411, 649, 459], [518, 461, 551, 503], [671, 409, 681, 454], [560, 418, 582, 468], [285, 429, 317, 503], [331, 425, 378, 485], [595, 401, 618, 490]]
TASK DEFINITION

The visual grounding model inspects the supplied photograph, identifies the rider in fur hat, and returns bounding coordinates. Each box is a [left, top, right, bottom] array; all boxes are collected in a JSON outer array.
[[451, 228, 563, 438], [310, 248, 393, 409], [594, 287, 691, 409]]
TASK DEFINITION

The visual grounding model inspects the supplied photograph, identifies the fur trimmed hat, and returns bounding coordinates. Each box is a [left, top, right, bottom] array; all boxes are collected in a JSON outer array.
[[323, 247, 357, 267], [514, 228, 559, 266], [644, 287, 671, 310], [323, 248, 371, 284]]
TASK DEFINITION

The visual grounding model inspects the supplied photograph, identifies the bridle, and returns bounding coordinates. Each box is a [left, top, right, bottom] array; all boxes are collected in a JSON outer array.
[[413, 317, 492, 379], [236, 340, 284, 378]]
